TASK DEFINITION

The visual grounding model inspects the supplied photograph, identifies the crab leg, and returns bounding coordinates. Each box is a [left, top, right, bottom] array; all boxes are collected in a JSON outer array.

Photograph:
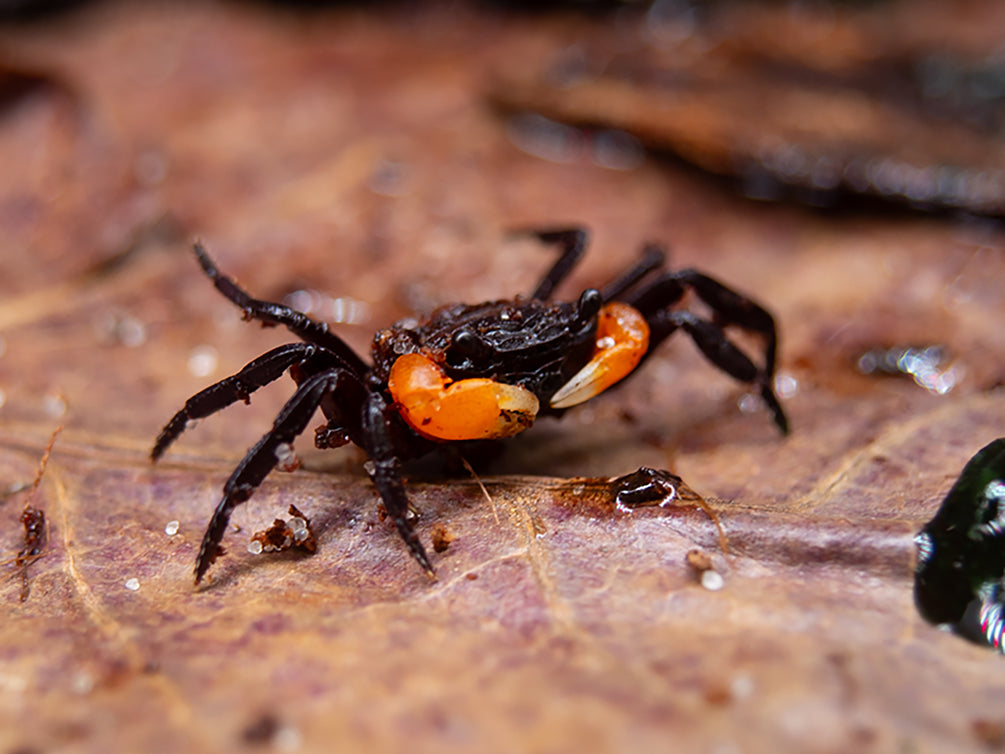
[[194, 368, 366, 583], [193, 242, 370, 376], [361, 392, 435, 577], [526, 228, 589, 301], [152, 343, 319, 461]]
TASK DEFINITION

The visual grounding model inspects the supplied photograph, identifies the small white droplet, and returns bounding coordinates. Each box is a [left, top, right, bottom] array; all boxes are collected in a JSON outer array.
[[275, 724, 303, 752], [71, 671, 95, 695], [591, 129, 645, 171], [42, 393, 67, 418], [284, 289, 317, 314], [730, 674, 755, 699], [774, 372, 799, 399], [124, 578, 140, 591], [700, 570, 725, 591], [134, 149, 169, 187], [248, 540, 263, 555], [164, 520, 180, 536], [506, 112, 583, 164], [117, 316, 148, 348], [737, 393, 763, 415], [187, 345, 219, 378], [0, 673, 27, 693], [274, 442, 300, 472], [328, 297, 369, 325], [596, 336, 616, 350]]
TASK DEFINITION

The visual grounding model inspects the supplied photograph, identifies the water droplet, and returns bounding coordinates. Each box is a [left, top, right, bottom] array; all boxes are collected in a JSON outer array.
[[700, 570, 725, 591], [774, 373, 799, 399], [506, 113, 583, 164], [187, 345, 219, 378], [42, 393, 67, 418], [737, 393, 764, 415], [116, 314, 148, 348], [591, 130, 644, 171]]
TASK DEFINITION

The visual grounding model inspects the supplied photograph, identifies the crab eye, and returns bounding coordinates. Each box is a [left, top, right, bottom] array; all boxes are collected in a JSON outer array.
[[575, 289, 602, 327], [447, 329, 491, 367], [451, 330, 482, 353]]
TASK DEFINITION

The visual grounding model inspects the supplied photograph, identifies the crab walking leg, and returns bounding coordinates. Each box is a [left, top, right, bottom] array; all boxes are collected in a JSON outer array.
[[550, 302, 650, 409], [193, 242, 371, 376], [599, 244, 666, 302], [527, 227, 589, 301], [653, 310, 788, 435], [152, 343, 320, 461], [388, 353, 540, 441], [194, 369, 366, 584], [624, 268, 788, 434], [361, 392, 435, 577]]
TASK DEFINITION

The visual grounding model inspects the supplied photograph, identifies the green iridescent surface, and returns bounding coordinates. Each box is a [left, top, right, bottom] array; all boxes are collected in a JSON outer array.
[[915, 439, 1005, 651]]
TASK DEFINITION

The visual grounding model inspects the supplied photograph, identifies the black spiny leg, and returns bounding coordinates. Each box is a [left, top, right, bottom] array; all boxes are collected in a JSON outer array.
[[599, 244, 665, 302], [152, 343, 319, 461], [626, 269, 789, 434], [361, 392, 435, 578], [194, 369, 367, 584], [522, 228, 589, 301], [657, 310, 788, 434], [193, 242, 370, 376]]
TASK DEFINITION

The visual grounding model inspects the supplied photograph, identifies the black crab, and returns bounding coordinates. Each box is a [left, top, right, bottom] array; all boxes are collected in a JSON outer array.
[[151, 229, 789, 583]]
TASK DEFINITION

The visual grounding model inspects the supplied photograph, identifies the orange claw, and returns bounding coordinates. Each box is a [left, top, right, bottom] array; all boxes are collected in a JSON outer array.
[[388, 353, 539, 441], [550, 302, 650, 409]]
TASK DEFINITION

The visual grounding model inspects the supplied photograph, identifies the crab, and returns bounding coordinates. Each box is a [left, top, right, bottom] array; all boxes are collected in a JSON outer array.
[[152, 229, 788, 584]]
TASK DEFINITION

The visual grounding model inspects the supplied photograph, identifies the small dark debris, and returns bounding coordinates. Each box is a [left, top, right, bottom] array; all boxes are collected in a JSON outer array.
[[611, 466, 697, 512], [686, 548, 714, 573], [5, 426, 60, 602], [241, 713, 281, 745], [610, 467, 729, 555], [248, 505, 317, 556], [972, 718, 1005, 749], [430, 523, 457, 553]]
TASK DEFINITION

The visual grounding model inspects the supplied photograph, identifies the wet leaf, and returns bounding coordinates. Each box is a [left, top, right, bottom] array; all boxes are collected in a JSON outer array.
[[1, 3, 1004, 753]]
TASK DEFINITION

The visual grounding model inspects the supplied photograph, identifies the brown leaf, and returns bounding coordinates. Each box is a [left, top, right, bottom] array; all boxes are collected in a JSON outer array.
[[1, 3, 1004, 753]]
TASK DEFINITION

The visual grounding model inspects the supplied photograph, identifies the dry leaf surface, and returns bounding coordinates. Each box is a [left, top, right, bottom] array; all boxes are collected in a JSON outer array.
[[1, 3, 1004, 753]]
